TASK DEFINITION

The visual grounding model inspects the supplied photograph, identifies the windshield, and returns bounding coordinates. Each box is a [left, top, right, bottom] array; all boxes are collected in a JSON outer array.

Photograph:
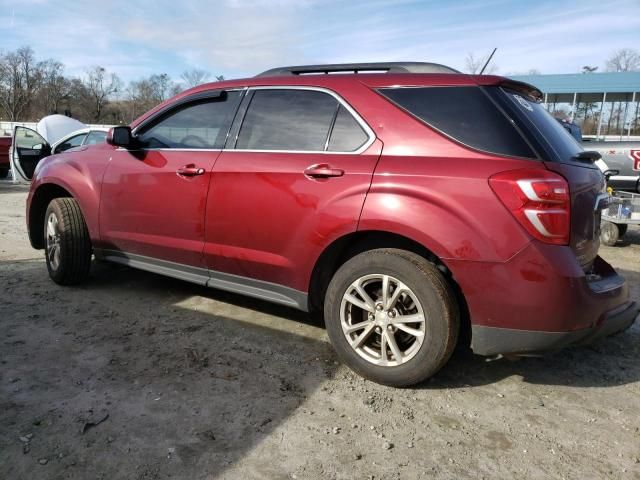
[[498, 88, 583, 163]]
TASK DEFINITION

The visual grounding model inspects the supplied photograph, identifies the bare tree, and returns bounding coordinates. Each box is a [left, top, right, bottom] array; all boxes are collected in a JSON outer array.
[[605, 48, 640, 72], [150, 73, 173, 102], [181, 68, 210, 88], [464, 52, 497, 74], [38, 59, 71, 115], [83, 66, 122, 121], [126, 73, 180, 121], [0, 46, 231, 123], [169, 83, 183, 97], [65, 78, 91, 119], [603, 49, 639, 135], [126, 79, 154, 121], [0, 46, 42, 121]]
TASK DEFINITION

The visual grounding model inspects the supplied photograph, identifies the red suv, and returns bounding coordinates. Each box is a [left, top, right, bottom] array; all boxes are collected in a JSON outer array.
[[24, 62, 638, 386]]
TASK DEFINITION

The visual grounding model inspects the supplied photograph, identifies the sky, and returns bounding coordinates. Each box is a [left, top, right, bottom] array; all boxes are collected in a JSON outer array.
[[0, 0, 639, 84]]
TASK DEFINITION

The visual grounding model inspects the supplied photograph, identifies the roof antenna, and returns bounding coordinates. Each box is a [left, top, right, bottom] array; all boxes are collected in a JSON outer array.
[[479, 48, 497, 74]]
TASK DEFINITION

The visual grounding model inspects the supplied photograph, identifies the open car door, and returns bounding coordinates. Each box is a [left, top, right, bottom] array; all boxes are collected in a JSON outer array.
[[10, 115, 86, 183], [11, 126, 51, 182]]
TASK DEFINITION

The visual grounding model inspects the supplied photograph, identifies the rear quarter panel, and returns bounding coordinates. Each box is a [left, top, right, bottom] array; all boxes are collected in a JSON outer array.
[[356, 89, 536, 263]]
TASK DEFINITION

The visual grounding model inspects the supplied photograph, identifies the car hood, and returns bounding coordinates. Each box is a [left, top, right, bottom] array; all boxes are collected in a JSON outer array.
[[36, 115, 86, 145]]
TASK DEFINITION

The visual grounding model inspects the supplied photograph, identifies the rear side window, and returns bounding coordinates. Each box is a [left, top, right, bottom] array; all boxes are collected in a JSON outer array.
[[237, 89, 338, 151], [327, 106, 369, 152], [137, 91, 241, 149], [378, 86, 536, 159]]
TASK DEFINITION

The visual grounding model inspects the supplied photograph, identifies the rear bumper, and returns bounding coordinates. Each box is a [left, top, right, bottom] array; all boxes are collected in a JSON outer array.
[[471, 301, 638, 356], [446, 240, 636, 356]]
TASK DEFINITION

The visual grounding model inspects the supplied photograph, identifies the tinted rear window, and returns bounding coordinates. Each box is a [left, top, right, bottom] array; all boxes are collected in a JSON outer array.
[[499, 89, 582, 162], [378, 86, 536, 159]]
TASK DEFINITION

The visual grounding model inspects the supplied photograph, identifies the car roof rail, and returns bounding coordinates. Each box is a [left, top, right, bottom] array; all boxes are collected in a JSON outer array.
[[255, 62, 460, 77]]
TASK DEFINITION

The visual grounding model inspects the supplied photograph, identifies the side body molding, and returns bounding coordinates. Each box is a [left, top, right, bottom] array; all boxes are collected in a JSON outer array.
[[94, 249, 309, 310]]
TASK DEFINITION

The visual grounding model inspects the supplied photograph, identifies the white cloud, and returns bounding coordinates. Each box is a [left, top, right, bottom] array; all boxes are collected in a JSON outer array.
[[119, 1, 311, 75], [0, 0, 638, 80]]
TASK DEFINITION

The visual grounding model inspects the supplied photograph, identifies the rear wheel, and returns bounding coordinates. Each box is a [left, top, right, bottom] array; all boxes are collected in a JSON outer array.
[[324, 249, 459, 387], [44, 198, 92, 285], [600, 221, 619, 246]]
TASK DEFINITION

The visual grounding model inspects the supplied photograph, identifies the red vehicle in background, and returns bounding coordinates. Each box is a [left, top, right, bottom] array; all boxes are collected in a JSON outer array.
[[0, 136, 11, 178], [20, 62, 638, 386]]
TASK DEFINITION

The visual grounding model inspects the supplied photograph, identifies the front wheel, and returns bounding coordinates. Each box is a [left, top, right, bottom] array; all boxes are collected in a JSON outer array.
[[324, 249, 459, 387], [44, 198, 92, 285]]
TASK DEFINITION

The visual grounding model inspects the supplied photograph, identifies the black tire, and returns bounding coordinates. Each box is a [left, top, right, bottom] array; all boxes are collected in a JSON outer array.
[[324, 249, 459, 387], [44, 198, 92, 285], [0, 166, 8, 179], [616, 223, 628, 237], [600, 221, 619, 246]]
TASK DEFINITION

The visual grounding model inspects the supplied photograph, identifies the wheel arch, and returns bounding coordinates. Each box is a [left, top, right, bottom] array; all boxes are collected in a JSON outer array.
[[308, 230, 470, 347], [29, 183, 75, 249]]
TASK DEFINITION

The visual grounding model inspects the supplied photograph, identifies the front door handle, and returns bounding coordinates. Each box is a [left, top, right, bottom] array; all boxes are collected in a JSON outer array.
[[177, 164, 205, 177], [304, 164, 345, 179]]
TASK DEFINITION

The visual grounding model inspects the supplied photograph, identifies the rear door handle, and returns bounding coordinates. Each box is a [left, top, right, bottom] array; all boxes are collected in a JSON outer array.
[[304, 164, 344, 179], [177, 164, 205, 177]]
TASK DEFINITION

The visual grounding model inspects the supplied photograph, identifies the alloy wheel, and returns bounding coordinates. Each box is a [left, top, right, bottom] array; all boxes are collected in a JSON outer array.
[[46, 212, 62, 270], [340, 274, 426, 367]]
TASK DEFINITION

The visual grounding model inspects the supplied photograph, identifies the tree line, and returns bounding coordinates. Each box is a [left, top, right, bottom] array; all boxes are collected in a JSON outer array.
[[0, 46, 223, 125], [464, 47, 640, 76], [2, 45, 639, 129]]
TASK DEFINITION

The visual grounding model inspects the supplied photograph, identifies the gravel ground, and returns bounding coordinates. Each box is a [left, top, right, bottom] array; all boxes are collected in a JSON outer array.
[[1, 181, 639, 480]]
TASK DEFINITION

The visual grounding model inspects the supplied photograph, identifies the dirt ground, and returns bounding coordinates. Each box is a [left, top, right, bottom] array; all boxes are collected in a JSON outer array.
[[1, 181, 639, 480]]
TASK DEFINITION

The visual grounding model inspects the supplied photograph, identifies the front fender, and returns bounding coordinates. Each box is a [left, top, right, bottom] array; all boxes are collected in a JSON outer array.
[[30, 146, 111, 245]]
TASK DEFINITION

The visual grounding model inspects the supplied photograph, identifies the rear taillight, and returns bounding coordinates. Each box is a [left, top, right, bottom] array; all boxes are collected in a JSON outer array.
[[489, 169, 570, 245]]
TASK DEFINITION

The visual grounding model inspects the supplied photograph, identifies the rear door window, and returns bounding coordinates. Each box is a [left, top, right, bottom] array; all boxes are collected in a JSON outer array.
[[236, 89, 338, 151], [378, 86, 536, 159]]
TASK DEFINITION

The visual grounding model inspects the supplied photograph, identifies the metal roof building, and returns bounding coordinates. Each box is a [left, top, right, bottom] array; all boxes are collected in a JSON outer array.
[[509, 72, 640, 139]]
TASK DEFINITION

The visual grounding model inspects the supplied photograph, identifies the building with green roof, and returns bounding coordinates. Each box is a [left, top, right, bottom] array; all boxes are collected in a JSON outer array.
[[510, 72, 640, 139]]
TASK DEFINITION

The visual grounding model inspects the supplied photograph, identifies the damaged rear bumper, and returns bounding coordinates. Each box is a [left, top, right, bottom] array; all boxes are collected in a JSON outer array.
[[471, 301, 638, 356]]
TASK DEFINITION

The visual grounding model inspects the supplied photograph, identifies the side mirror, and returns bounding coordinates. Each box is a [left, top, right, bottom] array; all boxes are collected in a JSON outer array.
[[107, 126, 134, 148]]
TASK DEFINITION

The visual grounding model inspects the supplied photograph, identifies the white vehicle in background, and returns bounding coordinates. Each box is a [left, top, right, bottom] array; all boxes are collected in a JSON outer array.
[[51, 127, 109, 154], [10, 114, 110, 183], [556, 118, 640, 193]]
